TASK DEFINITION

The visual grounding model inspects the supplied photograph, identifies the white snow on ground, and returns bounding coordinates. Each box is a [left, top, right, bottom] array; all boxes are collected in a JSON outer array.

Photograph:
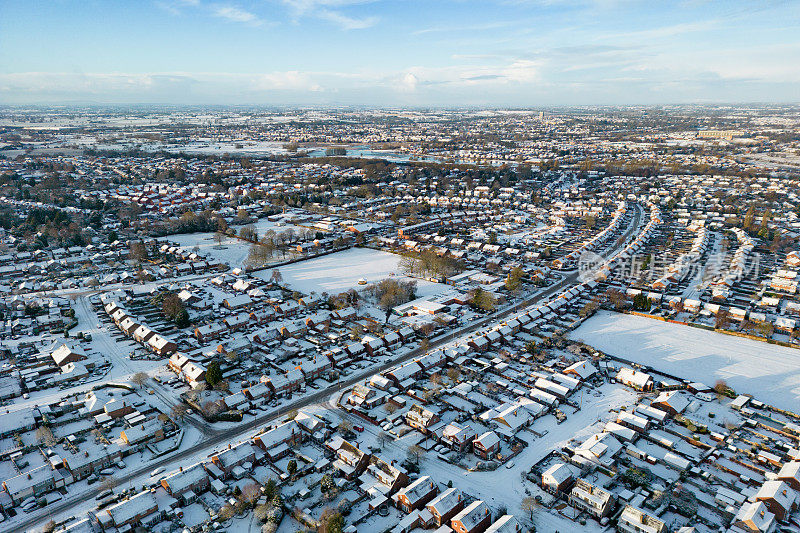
[[259, 248, 449, 297], [570, 310, 800, 411], [168, 231, 251, 268], [166, 220, 316, 270]]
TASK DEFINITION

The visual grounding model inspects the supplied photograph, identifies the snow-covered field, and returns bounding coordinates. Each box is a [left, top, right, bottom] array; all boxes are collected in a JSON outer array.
[[570, 310, 800, 411], [259, 248, 449, 297], [167, 231, 250, 268], [166, 221, 312, 270]]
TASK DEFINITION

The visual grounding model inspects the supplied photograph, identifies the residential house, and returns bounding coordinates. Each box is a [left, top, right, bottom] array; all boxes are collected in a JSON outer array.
[[777, 461, 800, 491], [569, 479, 614, 518], [485, 515, 522, 533], [253, 421, 302, 461], [406, 404, 440, 433], [616, 367, 653, 391], [451, 500, 492, 533], [542, 463, 574, 493], [161, 464, 210, 500], [473, 431, 500, 460], [332, 440, 370, 480], [729, 501, 776, 533], [395, 476, 439, 513], [427, 488, 464, 528], [617, 505, 666, 533], [754, 480, 798, 522], [105, 491, 159, 529]]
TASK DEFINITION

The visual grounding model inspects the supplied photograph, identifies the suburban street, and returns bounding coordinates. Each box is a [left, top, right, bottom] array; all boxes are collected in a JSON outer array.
[[13, 203, 644, 532]]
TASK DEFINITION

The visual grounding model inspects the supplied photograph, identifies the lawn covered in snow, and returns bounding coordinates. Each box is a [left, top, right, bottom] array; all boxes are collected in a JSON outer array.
[[259, 247, 449, 297], [569, 310, 800, 411], [166, 219, 305, 269]]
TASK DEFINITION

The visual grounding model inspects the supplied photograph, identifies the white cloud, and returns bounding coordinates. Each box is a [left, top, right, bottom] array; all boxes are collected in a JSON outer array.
[[502, 59, 539, 83], [212, 4, 264, 25], [399, 72, 418, 92], [317, 9, 377, 30], [280, 0, 379, 29]]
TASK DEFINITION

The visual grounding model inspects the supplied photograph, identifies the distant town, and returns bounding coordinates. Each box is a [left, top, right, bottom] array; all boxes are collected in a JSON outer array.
[[1, 104, 800, 533]]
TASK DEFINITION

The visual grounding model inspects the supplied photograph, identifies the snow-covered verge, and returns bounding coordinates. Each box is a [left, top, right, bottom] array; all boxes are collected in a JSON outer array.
[[569, 310, 800, 411]]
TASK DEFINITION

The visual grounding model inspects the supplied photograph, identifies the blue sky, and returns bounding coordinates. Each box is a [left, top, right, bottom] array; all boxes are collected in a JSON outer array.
[[1, 0, 799, 105]]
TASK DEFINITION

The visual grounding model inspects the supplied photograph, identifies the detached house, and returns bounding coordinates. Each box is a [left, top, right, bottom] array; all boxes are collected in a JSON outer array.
[[616, 367, 653, 391], [473, 431, 500, 460], [542, 463, 574, 493]]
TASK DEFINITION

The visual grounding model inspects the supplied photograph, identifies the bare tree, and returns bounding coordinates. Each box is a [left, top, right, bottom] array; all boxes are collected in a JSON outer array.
[[446, 367, 461, 384], [245, 243, 270, 269], [215, 230, 226, 247], [131, 372, 149, 388], [521, 496, 538, 519], [202, 400, 223, 418], [171, 403, 188, 421], [217, 504, 236, 521], [239, 224, 258, 242], [99, 477, 118, 493], [605, 288, 627, 310], [36, 426, 57, 447], [378, 432, 391, 450], [407, 444, 425, 465], [240, 482, 262, 507]]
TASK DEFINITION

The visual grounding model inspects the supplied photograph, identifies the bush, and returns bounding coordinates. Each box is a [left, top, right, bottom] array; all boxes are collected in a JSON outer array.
[[215, 410, 243, 422]]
